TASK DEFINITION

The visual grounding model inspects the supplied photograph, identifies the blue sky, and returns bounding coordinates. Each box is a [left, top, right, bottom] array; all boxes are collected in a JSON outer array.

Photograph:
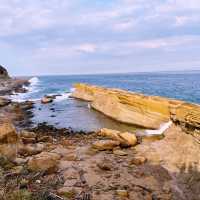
[[1, 0, 200, 76]]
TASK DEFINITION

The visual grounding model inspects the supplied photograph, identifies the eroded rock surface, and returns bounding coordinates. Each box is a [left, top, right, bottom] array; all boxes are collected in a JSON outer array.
[[72, 83, 200, 139]]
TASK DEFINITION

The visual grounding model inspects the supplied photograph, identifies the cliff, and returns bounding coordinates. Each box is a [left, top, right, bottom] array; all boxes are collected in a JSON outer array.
[[71, 83, 200, 136]]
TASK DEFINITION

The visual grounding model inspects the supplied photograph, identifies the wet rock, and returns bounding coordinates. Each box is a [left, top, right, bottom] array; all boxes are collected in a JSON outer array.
[[41, 96, 54, 104], [28, 152, 61, 173], [92, 140, 120, 151], [129, 156, 147, 166]]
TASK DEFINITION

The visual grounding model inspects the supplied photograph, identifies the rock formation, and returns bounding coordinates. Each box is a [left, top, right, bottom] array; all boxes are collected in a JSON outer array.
[[71, 83, 200, 139], [0, 65, 10, 79]]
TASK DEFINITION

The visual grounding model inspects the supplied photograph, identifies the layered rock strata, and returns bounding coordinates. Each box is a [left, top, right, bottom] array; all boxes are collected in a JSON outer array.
[[71, 83, 200, 137]]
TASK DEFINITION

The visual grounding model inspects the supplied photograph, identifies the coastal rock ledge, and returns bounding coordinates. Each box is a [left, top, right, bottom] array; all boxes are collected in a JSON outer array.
[[71, 83, 200, 136]]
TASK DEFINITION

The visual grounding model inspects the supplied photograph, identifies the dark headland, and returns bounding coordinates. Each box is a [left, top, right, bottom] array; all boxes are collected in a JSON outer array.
[[0, 66, 199, 200]]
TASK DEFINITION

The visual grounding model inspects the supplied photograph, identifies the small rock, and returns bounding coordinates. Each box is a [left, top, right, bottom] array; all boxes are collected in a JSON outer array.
[[57, 187, 82, 198], [97, 158, 113, 171], [41, 96, 54, 104], [64, 153, 78, 161], [14, 157, 28, 165], [93, 140, 120, 151], [11, 165, 24, 175], [21, 137, 36, 144], [28, 152, 61, 173], [35, 180, 41, 184], [20, 131, 36, 139], [99, 128, 137, 147], [129, 156, 147, 166], [38, 135, 53, 143], [113, 149, 128, 156], [116, 190, 128, 197], [19, 143, 45, 156]]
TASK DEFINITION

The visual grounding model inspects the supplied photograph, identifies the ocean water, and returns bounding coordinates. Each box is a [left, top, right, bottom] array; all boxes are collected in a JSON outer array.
[[10, 72, 200, 131]]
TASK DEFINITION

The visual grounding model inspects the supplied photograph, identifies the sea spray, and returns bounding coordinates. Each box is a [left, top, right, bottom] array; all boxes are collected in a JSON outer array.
[[144, 121, 173, 135], [10, 77, 40, 102]]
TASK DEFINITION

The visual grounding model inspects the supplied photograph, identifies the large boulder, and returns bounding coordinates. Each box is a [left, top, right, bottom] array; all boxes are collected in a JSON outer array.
[[0, 122, 18, 143], [0, 65, 9, 79], [28, 152, 61, 173], [92, 140, 120, 150], [0, 122, 19, 160], [99, 128, 137, 147]]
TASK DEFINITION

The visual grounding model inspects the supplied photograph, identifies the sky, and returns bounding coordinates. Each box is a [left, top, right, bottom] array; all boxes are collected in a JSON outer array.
[[1, 0, 200, 76]]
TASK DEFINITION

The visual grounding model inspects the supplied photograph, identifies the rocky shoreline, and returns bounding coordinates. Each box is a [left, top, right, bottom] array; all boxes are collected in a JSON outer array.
[[0, 68, 200, 200]]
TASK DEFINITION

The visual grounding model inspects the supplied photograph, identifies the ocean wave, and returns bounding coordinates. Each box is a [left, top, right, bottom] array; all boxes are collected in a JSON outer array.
[[54, 93, 71, 102], [10, 77, 40, 102], [70, 87, 75, 92], [144, 121, 172, 135]]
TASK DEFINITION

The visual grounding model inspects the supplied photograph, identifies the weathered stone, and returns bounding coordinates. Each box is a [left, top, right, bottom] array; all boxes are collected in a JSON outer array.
[[0, 122, 19, 160], [37, 135, 53, 143], [92, 140, 120, 151], [97, 158, 113, 171], [41, 96, 54, 104], [21, 137, 36, 144], [71, 83, 173, 129], [14, 157, 28, 165], [20, 131, 36, 139], [28, 152, 61, 172], [0, 122, 18, 144], [19, 143, 45, 156], [72, 83, 200, 136], [0, 97, 11, 107], [0, 65, 9, 79], [99, 128, 137, 147], [57, 187, 82, 197], [113, 149, 128, 156], [129, 156, 147, 166], [116, 190, 129, 197]]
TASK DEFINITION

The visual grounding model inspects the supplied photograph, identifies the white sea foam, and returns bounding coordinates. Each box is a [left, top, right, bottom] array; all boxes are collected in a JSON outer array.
[[70, 87, 76, 92], [144, 121, 173, 135], [10, 77, 40, 102], [54, 93, 71, 102]]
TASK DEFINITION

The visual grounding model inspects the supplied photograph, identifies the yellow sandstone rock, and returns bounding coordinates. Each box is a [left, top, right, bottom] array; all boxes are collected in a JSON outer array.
[[99, 128, 137, 147], [28, 152, 61, 172], [92, 140, 120, 150], [0, 122, 19, 160], [71, 83, 200, 135]]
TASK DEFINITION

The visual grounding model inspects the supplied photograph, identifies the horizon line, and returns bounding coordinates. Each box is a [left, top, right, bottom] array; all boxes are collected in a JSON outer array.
[[13, 68, 200, 77]]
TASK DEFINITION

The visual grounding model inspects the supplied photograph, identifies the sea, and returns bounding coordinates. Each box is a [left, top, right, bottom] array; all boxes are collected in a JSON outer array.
[[10, 72, 200, 132]]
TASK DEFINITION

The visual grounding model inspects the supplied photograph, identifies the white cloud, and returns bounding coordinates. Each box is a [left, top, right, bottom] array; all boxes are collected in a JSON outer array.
[[75, 44, 97, 53]]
